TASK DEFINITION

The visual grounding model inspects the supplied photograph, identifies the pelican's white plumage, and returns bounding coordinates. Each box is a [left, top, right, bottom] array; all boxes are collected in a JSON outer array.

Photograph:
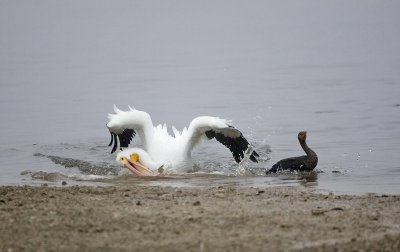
[[107, 105, 258, 175]]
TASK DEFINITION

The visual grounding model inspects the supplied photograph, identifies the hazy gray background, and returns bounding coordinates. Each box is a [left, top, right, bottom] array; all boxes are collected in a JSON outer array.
[[0, 1, 399, 193]]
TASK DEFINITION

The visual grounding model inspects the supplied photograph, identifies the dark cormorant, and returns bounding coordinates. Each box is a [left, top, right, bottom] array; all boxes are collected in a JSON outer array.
[[267, 131, 318, 173]]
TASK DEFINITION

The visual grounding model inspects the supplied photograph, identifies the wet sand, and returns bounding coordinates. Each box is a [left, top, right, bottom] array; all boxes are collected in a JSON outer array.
[[1, 185, 399, 251]]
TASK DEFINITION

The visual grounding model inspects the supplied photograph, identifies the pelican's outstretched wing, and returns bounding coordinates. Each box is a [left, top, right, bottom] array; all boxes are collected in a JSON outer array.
[[106, 105, 152, 153], [185, 116, 259, 163]]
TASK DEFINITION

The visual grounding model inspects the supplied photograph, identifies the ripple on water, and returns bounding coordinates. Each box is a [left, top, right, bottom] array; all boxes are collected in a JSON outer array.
[[33, 153, 121, 176]]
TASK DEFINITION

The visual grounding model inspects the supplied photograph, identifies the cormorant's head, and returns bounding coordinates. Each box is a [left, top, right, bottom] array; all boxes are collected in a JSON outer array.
[[298, 131, 307, 141]]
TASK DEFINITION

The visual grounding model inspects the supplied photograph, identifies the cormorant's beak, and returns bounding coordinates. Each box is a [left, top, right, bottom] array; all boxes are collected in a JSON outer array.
[[121, 158, 156, 176]]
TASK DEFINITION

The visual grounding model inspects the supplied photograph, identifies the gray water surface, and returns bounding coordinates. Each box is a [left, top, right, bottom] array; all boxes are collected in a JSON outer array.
[[1, 1, 399, 194]]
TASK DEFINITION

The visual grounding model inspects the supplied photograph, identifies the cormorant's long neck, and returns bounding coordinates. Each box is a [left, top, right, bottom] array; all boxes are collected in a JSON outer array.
[[300, 139, 316, 158], [299, 137, 318, 170]]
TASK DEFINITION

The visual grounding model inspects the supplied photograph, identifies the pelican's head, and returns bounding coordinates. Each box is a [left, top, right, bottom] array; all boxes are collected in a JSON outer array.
[[116, 148, 164, 176], [298, 131, 307, 141]]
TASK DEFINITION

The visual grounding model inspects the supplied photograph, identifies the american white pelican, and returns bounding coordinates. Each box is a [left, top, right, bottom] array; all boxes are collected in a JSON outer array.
[[107, 105, 258, 176]]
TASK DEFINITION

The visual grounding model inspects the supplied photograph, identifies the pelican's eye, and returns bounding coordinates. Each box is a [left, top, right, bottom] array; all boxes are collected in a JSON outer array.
[[130, 153, 139, 162], [119, 157, 125, 161]]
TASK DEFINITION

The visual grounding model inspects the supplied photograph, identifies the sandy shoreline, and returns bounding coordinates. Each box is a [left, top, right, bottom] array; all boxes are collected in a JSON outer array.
[[1, 185, 399, 252]]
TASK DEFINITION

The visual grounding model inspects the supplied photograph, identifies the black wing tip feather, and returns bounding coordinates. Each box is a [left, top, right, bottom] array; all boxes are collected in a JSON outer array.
[[118, 129, 136, 148], [205, 130, 215, 139], [111, 133, 118, 153], [108, 132, 114, 146], [108, 129, 136, 154], [250, 154, 258, 163], [205, 130, 258, 163]]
